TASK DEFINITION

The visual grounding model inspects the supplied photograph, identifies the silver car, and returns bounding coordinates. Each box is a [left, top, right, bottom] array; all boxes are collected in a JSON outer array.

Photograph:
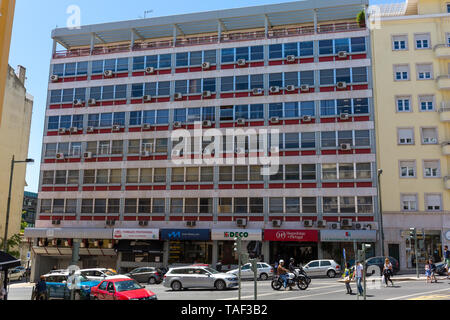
[[303, 259, 341, 278], [227, 262, 274, 280], [163, 266, 238, 291]]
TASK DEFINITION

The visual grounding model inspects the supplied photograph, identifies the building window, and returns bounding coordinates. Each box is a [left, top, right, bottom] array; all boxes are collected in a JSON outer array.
[[418, 95, 434, 111], [421, 127, 438, 144], [323, 197, 338, 213], [416, 64, 433, 80], [396, 97, 411, 112], [392, 35, 408, 50], [356, 163, 371, 179], [218, 198, 232, 214], [285, 197, 300, 214], [423, 160, 440, 178], [414, 33, 431, 49], [398, 128, 414, 145], [394, 65, 409, 81], [269, 198, 284, 213], [424, 194, 442, 211], [302, 197, 317, 213], [401, 194, 417, 211], [399, 160, 416, 178], [357, 197, 373, 213]]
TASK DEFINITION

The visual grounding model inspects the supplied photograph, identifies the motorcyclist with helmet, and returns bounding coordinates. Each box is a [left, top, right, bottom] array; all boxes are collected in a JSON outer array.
[[277, 260, 291, 290], [288, 258, 297, 273]]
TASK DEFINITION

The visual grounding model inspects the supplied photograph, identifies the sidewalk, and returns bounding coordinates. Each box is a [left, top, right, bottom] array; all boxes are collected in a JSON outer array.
[[8, 282, 35, 288], [337, 274, 449, 283]]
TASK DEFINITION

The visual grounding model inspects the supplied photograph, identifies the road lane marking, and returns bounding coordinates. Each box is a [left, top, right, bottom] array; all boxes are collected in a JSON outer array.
[[409, 294, 450, 300], [281, 289, 345, 300], [387, 288, 450, 300]]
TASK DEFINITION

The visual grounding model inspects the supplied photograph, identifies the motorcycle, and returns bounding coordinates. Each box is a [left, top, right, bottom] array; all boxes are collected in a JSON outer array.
[[296, 266, 311, 285], [271, 270, 309, 291]]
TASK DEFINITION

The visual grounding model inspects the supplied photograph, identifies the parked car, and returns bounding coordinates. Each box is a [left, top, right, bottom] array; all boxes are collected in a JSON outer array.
[[303, 260, 341, 278], [8, 268, 26, 282], [42, 272, 100, 300], [163, 266, 239, 291], [126, 267, 163, 284], [79, 268, 117, 281], [227, 262, 274, 280], [90, 277, 157, 300], [365, 256, 399, 275]]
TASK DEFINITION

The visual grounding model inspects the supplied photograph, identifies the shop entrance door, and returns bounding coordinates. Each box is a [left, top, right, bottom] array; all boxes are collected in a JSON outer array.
[[388, 244, 400, 266]]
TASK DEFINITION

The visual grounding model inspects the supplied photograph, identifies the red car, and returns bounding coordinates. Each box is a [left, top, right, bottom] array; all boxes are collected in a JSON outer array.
[[90, 276, 157, 300]]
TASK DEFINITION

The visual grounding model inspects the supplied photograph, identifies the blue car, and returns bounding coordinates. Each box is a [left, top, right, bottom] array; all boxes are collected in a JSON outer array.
[[43, 272, 100, 300]]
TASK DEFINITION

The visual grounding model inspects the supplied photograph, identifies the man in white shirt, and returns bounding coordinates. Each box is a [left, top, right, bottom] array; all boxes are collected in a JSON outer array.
[[352, 261, 364, 296]]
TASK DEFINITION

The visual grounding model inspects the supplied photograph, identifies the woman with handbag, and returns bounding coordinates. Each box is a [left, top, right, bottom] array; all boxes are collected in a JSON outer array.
[[382, 258, 394, 287], [343, 263, 353, 294]]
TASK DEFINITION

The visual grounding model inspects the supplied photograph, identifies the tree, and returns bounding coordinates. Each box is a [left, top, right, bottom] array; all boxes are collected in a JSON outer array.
[[0, 234, 22, 258], [356, 10, 366, 27]]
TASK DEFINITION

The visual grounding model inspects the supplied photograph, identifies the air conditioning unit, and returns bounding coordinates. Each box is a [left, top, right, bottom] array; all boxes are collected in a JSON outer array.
[[236, 118, 246, 125], [337, 51, 348, 58], [270, 116, 280, 123], [237, 59, 246, 66], [50, 75, 59, 82], [236, 218, 247, 227], [303, 220, 314, 227], [272, 220, 282, 227], [330, 222, 340, 230], [363, 223, 377, 230], [286, 85, 296, 92], [139, 220, 149, 226], [141, 150, 151, 157], [173, 121, 182, 128], [55, 153, 65, 160], [300, 84, 310, 92], [339, 113, 350, 120], [341, 219, 353, 227], [145, 67, 155, 74], [73, 99, 83, 106], [111, 125, 120, 132], [235, 147, 246, 154], [302, 115, 312, 122], [69, 127, 78, 133], [87, 126, 95, 133], [174, 92, 183, 100], [336, 82, 347, 89], [269, 86, 280, 93], [186, 221, 196, 227], [58, 128, 67, 134], [142, 123, 152, 130], [202, 62, 211, 70], [354, 222, 363, 230], [252, 88, 263, 95], [202, 120, 212, 127], [340, 143, 352, 151], [103, 70, 114, 77], [317, 220, 326, 228], [202, 91, 212, 98], [270, 146, 279, 153], [83, 152, 93, 159], [143, 95, 152, 102], [286, 55, 296, 62], [88, 98, 96, 106], [52, 220, 61, 225]]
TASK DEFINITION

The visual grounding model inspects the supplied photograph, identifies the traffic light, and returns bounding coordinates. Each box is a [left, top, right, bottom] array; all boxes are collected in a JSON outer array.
[[233, 237, 241, 253], [409, 228, 416, 238]]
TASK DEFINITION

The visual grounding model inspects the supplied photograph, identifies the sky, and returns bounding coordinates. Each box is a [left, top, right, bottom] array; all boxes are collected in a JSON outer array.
[[9, 0, 405, 193]]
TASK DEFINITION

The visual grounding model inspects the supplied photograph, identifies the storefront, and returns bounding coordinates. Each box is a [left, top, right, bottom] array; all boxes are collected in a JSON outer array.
[[113, 229, 163, 273], [264, 230, 319, 265], [160, 229, 211, 265], [211, 229, 263, 266], [403, 229, 442, 268], [320, 230, 377, 266]]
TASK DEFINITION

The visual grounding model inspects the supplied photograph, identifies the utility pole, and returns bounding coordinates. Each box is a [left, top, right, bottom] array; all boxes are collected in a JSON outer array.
[[410, 228, 419, 278], [250, 258, 258, 300], [233, 237, 242, 300]]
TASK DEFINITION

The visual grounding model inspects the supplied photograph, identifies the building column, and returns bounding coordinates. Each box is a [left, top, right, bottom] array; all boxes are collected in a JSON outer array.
[[30, 252, 40, 283], [313, 9, 318, 34], [52, 39, 57, 57], [163, 240, 169, 267], [90, 33, 95, 54], [71, 239, 81, 267], [317, 242, 324, 259], [212, 240, 218, 268], [116, 251, 122, 273], [262, 241, 270, 263]]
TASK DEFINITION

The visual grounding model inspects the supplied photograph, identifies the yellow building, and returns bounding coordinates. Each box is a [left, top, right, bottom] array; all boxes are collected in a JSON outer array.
[[0, 65, 33, 245], [372, 0, 450, 270]]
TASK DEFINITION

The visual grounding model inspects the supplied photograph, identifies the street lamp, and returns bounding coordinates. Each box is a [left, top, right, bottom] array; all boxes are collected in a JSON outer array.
[[377, 169, 385, 257], [2, 155, 34, 252]]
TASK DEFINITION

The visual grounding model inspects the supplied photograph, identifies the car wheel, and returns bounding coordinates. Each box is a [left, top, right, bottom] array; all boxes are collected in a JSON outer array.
[[327, 270, 336, 278], [259, 273, 269, 281], [215, 280, 226, 291], [148, 277, 157, 285], [171, 281, 182, 291]]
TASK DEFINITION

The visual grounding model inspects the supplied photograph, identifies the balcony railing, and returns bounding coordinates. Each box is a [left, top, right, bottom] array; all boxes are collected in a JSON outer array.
[[433, 43, 450, 59], [53, 22, 366, 59]]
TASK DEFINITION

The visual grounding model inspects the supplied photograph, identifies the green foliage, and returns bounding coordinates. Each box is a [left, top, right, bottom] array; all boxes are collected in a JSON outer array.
[[356, 10, 366, 26], [20, 221, 28, 233], [0, 234, 22, 258]]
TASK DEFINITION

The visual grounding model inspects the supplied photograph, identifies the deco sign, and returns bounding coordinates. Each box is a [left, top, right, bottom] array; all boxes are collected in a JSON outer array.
[[224, 231, 249, 238]]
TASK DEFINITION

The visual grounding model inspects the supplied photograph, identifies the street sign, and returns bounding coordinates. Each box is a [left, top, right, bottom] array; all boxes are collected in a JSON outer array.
[[26, 251, 30, 260], [343, 248, 346, 260]]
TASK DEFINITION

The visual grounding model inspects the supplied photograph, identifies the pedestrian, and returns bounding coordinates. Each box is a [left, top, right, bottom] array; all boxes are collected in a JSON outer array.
[[382, 258, 394, 287], [343, 263, 353, 294], [443, 245, 450, 280], [0, 284, 6, 300], [216, 260, 222, 272], [425, 260, 431, 283], [35, 275, 48, 300], [429, 259, 437, 283], [352, 261, 364, 296]]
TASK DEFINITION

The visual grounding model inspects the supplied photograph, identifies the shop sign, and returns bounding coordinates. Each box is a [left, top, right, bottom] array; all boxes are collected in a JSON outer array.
[[113, 229, 159, 240], [161, 229, 210, 241], [320, 230, 377, 242], [264, 229, 318, 242], [211, 229, 262, 241]]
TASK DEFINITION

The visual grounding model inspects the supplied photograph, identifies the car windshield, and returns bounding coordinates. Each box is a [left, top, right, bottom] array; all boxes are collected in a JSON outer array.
[[203, 267, 219, 274], [114, 280, 143, 292]]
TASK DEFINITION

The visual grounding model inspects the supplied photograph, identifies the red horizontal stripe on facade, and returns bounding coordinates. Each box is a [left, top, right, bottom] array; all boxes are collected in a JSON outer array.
[[185, 185, 199, 190], [153, 185, 166, 190], [124, 216, 137, 221], [322, 183, 338, 188], [80, 216, 92, 221], [355, 149, 371, 154], [108, 186, 121, 191], [219, 184, 233, 189], [339, 182, 355, 188], [82, 186, 95, 191], [249, 184, 264, 189], [125, 186, 139, 191], [171, 185, 184, 190], [285, 217, 301, 222], [93, 216, 106, 221], [285, 183, 300, 188], [322, 150, 337, 155], [269, 183, 283, 189], [151, 216, 165, 221], [218, 216, 233, 221], [169, 216, 183, 221], [319, 56, 334, 62], [200, 185, 214, 190], [356, 182, 372, 187], [234, 184, 248, 189], [301, 150, 316, 156], [199, 216, 213, 221], [357, 216, 374, 222], [248, 216, 264, 221], [139, 186, 152, 190]]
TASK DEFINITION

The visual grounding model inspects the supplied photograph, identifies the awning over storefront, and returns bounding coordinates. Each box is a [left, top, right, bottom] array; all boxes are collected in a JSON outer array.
[[161, 229, 210, 241], [24, 228, 113, 239], [211, 229, 262, 241], [264, 230, 319, 242], [113, 229, 159, 240], [320, 230, 377, 242], [0, 251, 21, 271]]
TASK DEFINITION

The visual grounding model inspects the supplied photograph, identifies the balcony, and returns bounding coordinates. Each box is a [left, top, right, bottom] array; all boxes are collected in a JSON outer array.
[[437, 75, 450, 90], [434, 44, 450, 59], [442, 142, 450, 155], [439, 102, 450, 122], [445, 176, 450, 190]]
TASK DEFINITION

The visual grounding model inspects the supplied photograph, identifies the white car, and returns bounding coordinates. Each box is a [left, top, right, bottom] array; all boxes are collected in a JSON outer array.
[[8, 268, 26, 281], [303, 260, 341, 278], [227, 262, 274, 280], [79, 268, 117, 281]]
